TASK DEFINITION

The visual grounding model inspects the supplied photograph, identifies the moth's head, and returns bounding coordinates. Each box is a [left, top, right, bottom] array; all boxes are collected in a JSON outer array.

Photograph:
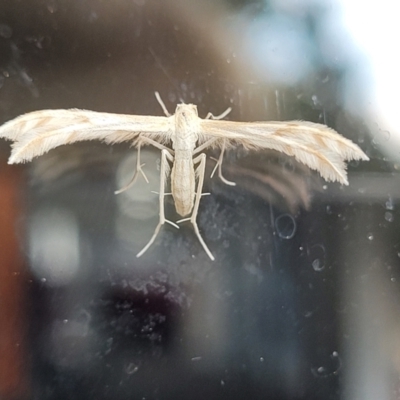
[[174, 104, 200, 142], [175, 103, 198, 119]]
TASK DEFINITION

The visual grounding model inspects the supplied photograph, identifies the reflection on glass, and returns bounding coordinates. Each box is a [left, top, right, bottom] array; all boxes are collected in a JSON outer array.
[[29, 207, 80, 286]]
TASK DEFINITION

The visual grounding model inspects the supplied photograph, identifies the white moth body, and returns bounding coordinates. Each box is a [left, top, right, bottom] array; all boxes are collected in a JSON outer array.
[[171, 153, 195, 216], [0, 92, 369, 260], [170, 104, 199, 216]]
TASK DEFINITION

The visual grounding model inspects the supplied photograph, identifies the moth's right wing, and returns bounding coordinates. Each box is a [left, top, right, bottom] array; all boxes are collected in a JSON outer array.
[[200, 119, 369, 185], [0, 109, 174, 164]]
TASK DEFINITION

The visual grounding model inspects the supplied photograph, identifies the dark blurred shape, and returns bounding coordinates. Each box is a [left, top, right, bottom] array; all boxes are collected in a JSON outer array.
[[0, 164, 29, 400]]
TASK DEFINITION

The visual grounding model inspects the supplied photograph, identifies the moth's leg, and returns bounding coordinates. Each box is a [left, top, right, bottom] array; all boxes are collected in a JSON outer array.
[[115, 138, 173, 195], [193, 138, 217, 155], [154, 92, 171, 117], [205, 107, 232, 120], [210, 141, 236, 186], [137, 150, 178, 258], [175, 192, 211, 222], [194, 139, 235, 186], [115, 143, 149, 195], [141, 136, 174, 155], [189, 153, 215, 261]]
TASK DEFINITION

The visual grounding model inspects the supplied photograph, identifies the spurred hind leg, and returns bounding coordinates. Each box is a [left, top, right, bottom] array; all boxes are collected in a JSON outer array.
[[136, 149, 178, 258], [115, 137, 174, 194], [115, 143, 149, 194], [210, 141, 236, 186], [190, 153, 215, 261]]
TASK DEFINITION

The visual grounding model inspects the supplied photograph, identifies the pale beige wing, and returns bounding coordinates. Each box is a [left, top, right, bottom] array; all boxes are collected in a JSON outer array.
[[200, 119, 369, 185], [0, 109, 173, 164]]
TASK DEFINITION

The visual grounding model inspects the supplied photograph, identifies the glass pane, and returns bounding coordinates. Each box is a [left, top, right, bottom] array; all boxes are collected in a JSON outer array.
[[0, 1, 395, 399]]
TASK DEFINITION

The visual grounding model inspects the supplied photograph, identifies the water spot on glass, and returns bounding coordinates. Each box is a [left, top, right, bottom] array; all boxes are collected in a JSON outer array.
[[326, 205, 332, 214], [244, 263, 264, 283], [168, 92, 177, 103], [275, 214, 296, 239], [279, 158, 295, 172], [322, 185, 327, 190], [260, 357, 264, 362], [191, 356, 202, 362], [367, 234, 374, 241], [40, 277, 47, 283], [381, 130, 391, 141], [386, 196, 394, 210], [20, 70, 32, 84], [373, 124, 391, 142], [391, 277, 396, 283], [47, 1, 57, 13], [304, 310, 313, 318], [105, 337, 113, 354], [63, 319, 68, 324], [40, 36, 51, 49], [308, 244, 326, 272], [312, 258, 324, 271], [385, 212, 394, 222], [26, 35, 51, 50], [0, 24, 12, 39], [88, 11, 98, 22], [311, 351, 341, 378], [311, 94, 319, 106], [222, 240, 230, 249], [126, 363, 139, 374]]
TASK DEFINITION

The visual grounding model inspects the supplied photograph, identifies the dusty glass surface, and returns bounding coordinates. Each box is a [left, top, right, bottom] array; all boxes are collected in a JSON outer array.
[[0, 1, 396, 399]]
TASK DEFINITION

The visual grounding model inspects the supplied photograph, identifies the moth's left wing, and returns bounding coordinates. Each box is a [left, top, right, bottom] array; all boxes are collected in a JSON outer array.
[[200, 119, 369, 185], [0, 109, 173, 164]]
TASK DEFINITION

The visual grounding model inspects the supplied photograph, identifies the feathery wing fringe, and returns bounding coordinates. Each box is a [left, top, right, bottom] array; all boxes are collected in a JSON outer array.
[[0, 109, 173, 164], [200, 119, 369, 185], [0, 107, 368, 185]]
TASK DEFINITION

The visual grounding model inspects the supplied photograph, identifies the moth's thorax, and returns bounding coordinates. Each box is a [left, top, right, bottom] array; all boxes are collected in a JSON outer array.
[[172, 104, 200, 150]]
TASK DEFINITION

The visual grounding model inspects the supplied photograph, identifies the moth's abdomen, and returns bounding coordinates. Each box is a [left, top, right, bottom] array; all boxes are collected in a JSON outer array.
[[171, 158, 195, 216]]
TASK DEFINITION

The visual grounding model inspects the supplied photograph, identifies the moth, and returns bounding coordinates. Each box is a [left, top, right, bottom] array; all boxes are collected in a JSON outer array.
[[0, 92, 369, 260]]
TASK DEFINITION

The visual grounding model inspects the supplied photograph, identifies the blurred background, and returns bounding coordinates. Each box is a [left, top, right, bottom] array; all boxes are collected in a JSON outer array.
[[0, 0, 398, 399]]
